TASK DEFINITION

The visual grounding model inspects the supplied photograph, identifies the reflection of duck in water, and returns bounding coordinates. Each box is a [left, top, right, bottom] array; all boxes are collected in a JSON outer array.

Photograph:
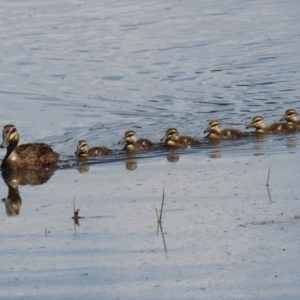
[[166, 155, 180, 162], [2, 176, 21, 216], [118, 130, 154, 151], [246, 116, 296, 133], [125, 160, 137, 170], [77, 165, 90, 173], [204, 120, 242, 139], [0, 124, 60, 169], [1, 168, 55, 216], [280, 109, 300, 130], [75, 140, 111, 158], [161, 128, 199, 147]]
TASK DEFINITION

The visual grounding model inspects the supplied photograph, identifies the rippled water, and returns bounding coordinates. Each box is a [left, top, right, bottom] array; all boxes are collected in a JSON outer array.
[[1, 0, 300, 159], [1, 0, 300, 299]]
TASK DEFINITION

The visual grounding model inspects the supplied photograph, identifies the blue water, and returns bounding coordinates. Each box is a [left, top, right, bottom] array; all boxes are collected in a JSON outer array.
[[1, 1, 300, 299], [0, 0, 299, 162]]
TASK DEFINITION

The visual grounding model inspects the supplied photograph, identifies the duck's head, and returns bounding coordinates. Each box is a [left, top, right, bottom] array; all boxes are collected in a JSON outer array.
[[0, 125, 20, 148], [118, 130, 138, 145], [246, 116, 266, 130], [280, 109, 298, 123], [161, 128, 179, 143], [75, 140, 89, 157], [204, 120, 221, 135]]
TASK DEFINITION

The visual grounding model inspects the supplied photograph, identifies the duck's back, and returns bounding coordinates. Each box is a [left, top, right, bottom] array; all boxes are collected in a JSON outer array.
[[220, 128, 242, 139], [265, 122, 295, 133], [135, 139, 154, 150], [88, 146, 111, 156], [14, 143, 59, 168], [178, 136, 199, 146]]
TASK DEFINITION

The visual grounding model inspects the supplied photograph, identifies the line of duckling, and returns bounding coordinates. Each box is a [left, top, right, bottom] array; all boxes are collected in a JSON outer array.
[[1, 109, 300, 169]]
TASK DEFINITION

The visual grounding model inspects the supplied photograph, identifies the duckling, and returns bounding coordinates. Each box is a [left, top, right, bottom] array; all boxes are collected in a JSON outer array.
[[0, 124, 59, 169], [75, 140, 111, 158], [204, 120, 242, 139], [118, 130, 154, 151], [246, 116, 293, 133], [161, 128, 199, 147], [280, 109, 300, 130]]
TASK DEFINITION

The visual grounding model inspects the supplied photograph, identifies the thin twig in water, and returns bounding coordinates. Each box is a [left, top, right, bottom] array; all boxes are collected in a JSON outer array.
[[155, 188, 168, 258], [266, 166, 271, 186], [155, 208, 160, 235], [72, 197, 84, 234], [160, 188, 165, 224], [266, 185, 273, 203]]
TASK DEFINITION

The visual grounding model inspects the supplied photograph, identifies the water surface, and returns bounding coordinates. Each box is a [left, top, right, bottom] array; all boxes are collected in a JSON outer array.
[[1, 0, 300, 299]]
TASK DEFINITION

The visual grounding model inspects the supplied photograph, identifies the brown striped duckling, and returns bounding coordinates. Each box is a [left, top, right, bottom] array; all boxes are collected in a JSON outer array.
[[0, 124, 60, 169], [280, 109, 300, 130], [204, 120, 242, 139], [75, 140, 111, 158], [246, 115, 293, 133], [161, 128, 199, 147], [118, 130, 154, 151]]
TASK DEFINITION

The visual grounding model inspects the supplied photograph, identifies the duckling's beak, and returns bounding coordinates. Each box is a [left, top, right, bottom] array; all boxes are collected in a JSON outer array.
[[0, 137, 10, 148], [203, 132, 211, 139], [246, 122, 254, 129], [203, 127, 210, 134], [280, 116, 286, 122], [160, 135, 167, 142], [118, 137, 125, 144]]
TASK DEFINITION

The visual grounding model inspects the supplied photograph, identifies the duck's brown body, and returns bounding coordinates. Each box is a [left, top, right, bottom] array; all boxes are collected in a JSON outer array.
[[280, 109, 300, 130], [0, 125, 59, 169], [246, 116, 296, 133], [118, 130, 154, 151], [75, 140, 111, 158], [204, 120, 242, 139], [161, 128, 199, 147]]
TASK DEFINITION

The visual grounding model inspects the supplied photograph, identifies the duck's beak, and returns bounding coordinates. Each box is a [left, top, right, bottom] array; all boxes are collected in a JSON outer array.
[[246, 122, 253, 129], [118, 137, 125, 144], [280, 115, 286, 121], [0, 137, 10, 148], [160, 135, 167, 142], [74, 148, 80, 156], [203, 132, 210, 139], [203, 127, 210, 134]]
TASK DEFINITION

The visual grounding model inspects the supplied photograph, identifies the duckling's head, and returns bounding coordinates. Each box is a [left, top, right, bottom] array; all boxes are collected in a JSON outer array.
[[204, 120, 221, 134], [246, 116, 266, 130], [118, 130, 137, 145], [0, 125, 20, 148], [161, 128, 180, 144], [75, 140, 89, 157], [280, 109, 298, 123]]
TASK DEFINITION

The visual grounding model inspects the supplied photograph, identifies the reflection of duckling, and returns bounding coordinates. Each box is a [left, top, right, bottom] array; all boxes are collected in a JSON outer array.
[[161, 128, 199, 147], [125, 160, 137, 170], [246, 116, 294, 133], [77, 165, 90, 173], [204, 120, 242, 139], [166, 155, 180, 162], [75, 140, 111, 158], [280, 109, 300, 130], [0, 124, 59, 169], [118, 130, 154, 151]]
